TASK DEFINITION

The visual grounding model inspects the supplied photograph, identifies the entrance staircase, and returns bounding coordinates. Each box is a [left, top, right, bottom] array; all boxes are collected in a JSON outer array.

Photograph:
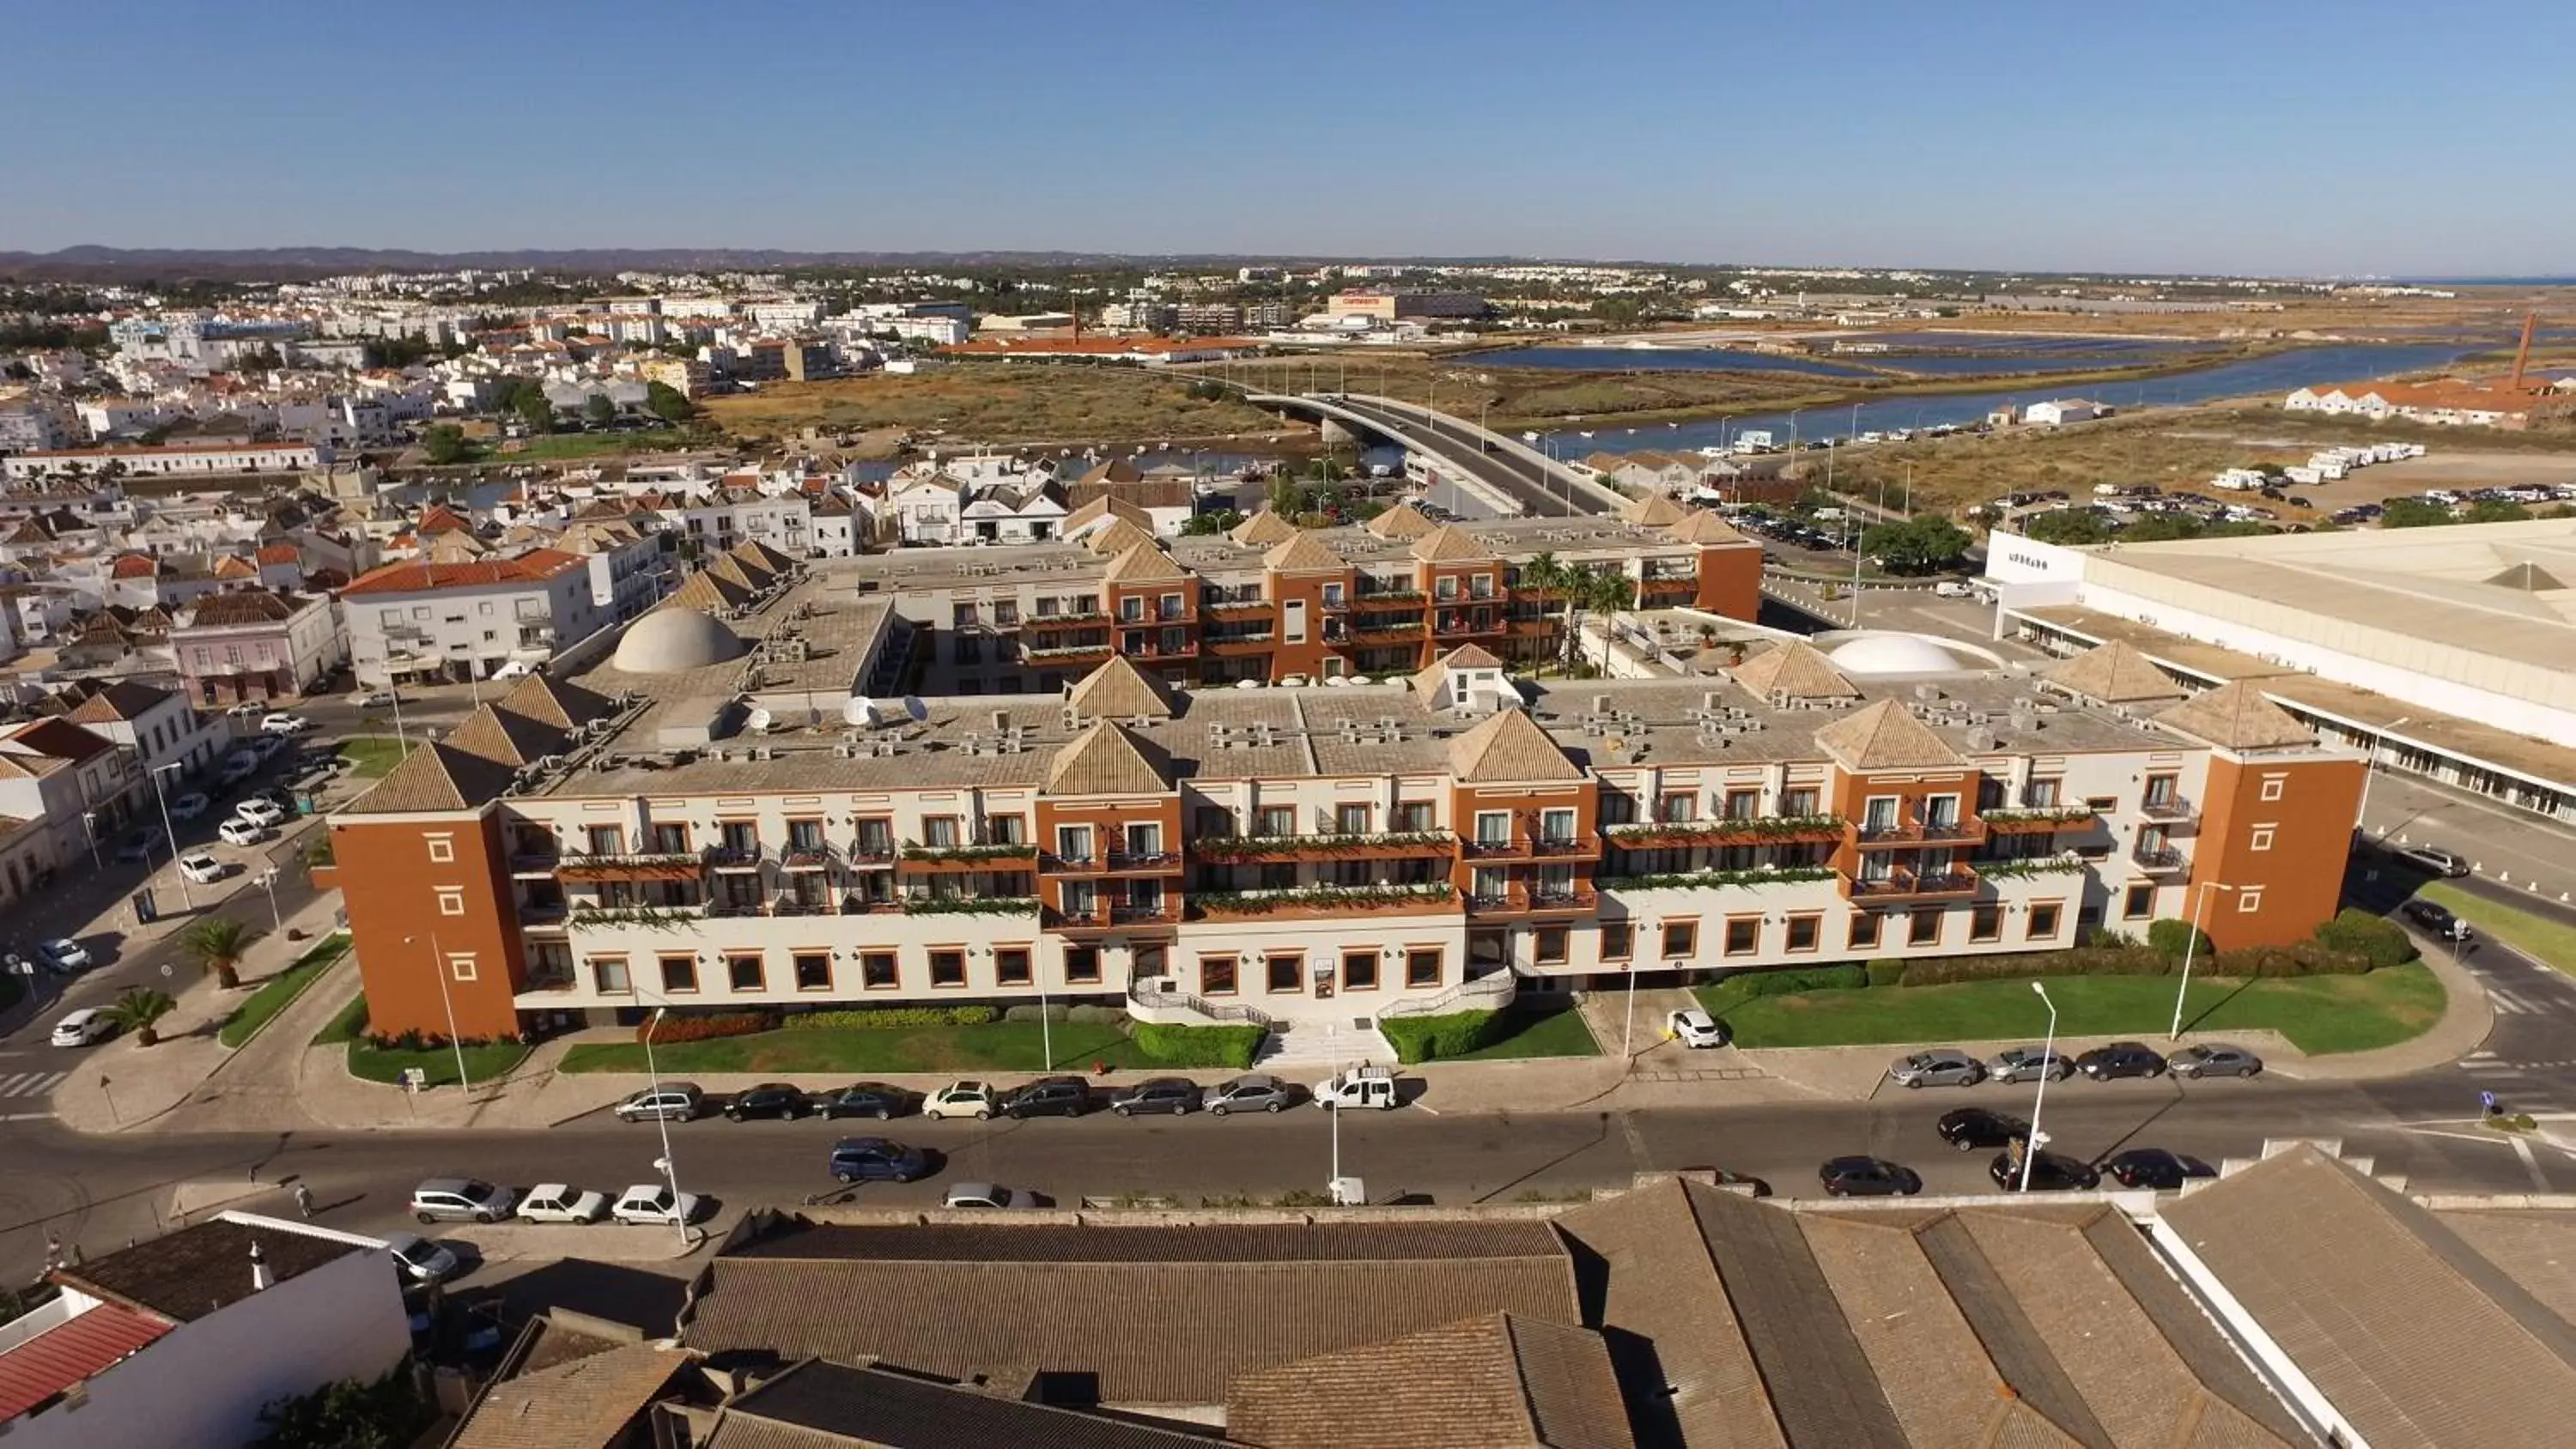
[[1255, 1020, 1395, 1070]]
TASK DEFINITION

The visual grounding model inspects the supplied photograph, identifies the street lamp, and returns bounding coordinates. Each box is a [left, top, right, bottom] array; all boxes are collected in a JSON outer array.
[[149, 762, 192, 912], [2171, 882, 2238, 1040], [79, 810, 100, 872], [1619, 947, 1639, 1068], [253, 868, 283, 934], [402, 931, 475, 1092], [640, 1007, 690, 1248], [2021, 981, 2057, 1193]]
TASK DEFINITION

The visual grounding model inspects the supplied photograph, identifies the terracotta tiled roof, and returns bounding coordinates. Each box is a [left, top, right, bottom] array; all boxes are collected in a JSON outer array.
[[1066, 656, 1176, 722], [60, 679, 171, 724], [0, 717, 116, 766], [55, 1216, 366, 1324], [0, 1300, 173, 1422], [668, 570, 750, 613], [2154, 680, 2317, 752], [1263, 532, 1346, 573], [416, 503, 475, 534], [1228, 1313, 1635, 1449], [1618, 493, 1689, 528], [1728, 640, 1860, 702], [732, 538, 799, 579], [1409, 643, 1507, 705], [1077, 457, 1145, 486], [497, 672, 616, 732], [1080, 517, 1158, 559], [339, 549, 586, 597], [1043, 719, 1175, 796], [450, 1342, 697, 1449], [210, 554, 259, 579], [109, 552, 156, 579], [255, 543, 301, 566], [1812, 699, 1966, 771], [340, 740, 516, 814], [2040, 640, 2187, 706], [1666, 509, 1750, 546], [702, 1358, 1214, 1449], [1063, 494, 1152, 534], [1101, 543, 1189, 586], [178, 588, 307, 628], [1411, 524, 1495, 564], [1448, 706, 1583, 783], [1230, 509, 1302, 548], [1365, 501, 1437, 541], [443, 704, 569, 769]]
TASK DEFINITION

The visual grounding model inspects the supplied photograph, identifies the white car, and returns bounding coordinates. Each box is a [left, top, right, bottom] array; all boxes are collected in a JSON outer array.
[[36, 938, 92, 973], [51, 1009, 112, 1047], [609, 1184, 701, 1227], [942, 1182, 1045, 1210], [259, 713, 309, 735], [225, 700, 269, 718], [217, 818, 272, 847], [350, 689, 399, 708], [515, 1184, 609, 1225], [179, 852, 227, 885], [923, 1080, 999, 1120], [167, 792, 210, 822], [1667, 1008, 1728, 1049], [490, 661, 536, 680], [232, 798, 286, 828]]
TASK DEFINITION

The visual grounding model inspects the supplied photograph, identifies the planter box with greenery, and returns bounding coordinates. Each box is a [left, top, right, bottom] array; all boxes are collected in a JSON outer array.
[[1132, 1022, 1264, 1068], [216, 934, 352, 1049]]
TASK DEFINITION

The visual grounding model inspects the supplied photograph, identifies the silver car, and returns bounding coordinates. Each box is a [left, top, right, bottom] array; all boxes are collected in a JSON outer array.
[[1887, 1049, 1985, 1089], [1205, 1074, 1297, 1116], [1985, 1046, 2070, 1084], [2168, 1043, 2263, 1080]]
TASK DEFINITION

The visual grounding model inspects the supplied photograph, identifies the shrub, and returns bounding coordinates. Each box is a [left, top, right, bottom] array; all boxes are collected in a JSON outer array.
[[1066, 1003, 1125, 1024], [1131, 1022, 1263, 1068], [1003, 1003, 1070, 1023], [1865, 958, 1908, 989], [2312, 908, 2416, 968], [2209, 941, 2372, 978], [2146, 918, 2215, 961], [1380, 1010, 1503, 1064], [781, 1005, 998, 1031], [1710, 963, 1868, 1003], [641, 1011, 775, 1045]]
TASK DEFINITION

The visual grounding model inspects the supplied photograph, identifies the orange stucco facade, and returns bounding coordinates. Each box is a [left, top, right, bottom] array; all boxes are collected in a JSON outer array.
[[2188, 753, 2366, 950], [331, 809, 529, 1040]]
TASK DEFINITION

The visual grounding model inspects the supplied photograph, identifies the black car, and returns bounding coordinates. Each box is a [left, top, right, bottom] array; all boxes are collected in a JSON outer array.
[[1819, 1156, 1921, 1197], [2101, 1149, 2207, 1191], [724, 1083, 813, 1121], [1990, 1148, 2099, 1192], [2075, 1042, 2166, 1080], [2400, 899, 2474, 942], [817, 1082, 919, 1120], [1109, 1077, 1200, 1117], [1936, 1107, 2030, 1154], [1003, 1076, 1095, 1119], [826, 1137, 933, 1184]]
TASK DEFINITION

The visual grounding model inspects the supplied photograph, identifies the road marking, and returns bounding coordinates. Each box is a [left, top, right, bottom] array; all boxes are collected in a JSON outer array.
[[0, 1070, 66, 1098], [2513, 1135, 2554, 1190], [2488, 991, 2530, 1015], [0, 1112, 54, 1123]]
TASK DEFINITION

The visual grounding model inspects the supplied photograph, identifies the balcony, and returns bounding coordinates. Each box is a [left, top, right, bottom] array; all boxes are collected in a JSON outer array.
[[841, 893, 905, 915], [1187, 882, 1458, 922], [508, 849, 562, 877], [1852, 815, 1987, 849], [1352, 617, 1425, 637], [1024, 640, 1115, 662], [778, 845, 838, 871], [1466, 886, 1600, 919], [1842, 865, 1981, 900], [1122, 639, 1199, 660], [1042, 900, 1176, 931], [517, 900, 569, 927], [1431, 613, 1504, 639], [901, 840, 1038, 871], [702, 844, 767, 871], [1981, 808, 2098, 835], [555, 851, 704, 882], [1352, 587, 1425, 606], [1202, 597, 1273, 615], [1462, 834, 1601, 864], [2131, 844, 2188, 873], [1042, 849, 1181, 876], [1604, 815, 1846, 849], [769, 896, 838, 917], [1203, 632, 1277, 656], [2139, 796, 2197, 826], [1187, 828, 1455, 864], [844, 840, 899, 867]]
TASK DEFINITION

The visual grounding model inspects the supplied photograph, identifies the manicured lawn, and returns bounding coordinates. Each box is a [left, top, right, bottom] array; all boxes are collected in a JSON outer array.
[[1443, 1008, 1601, 1062], [1699, 964, 2445, 1056], [338, 736, 416, 779], [216, 934, 349, 1049], [312, 994, 368, 1046], [558, 1021, 1157, 1076], [2420, 882, 2576, 975], [348, 1037, 530, 1089]]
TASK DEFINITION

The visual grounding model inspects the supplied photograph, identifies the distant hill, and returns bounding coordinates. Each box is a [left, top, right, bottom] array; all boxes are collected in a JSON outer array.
[[0, 246, 1536, 283]]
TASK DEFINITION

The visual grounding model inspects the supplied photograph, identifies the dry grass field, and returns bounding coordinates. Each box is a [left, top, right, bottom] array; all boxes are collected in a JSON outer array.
[[701, 364, 1291, 449]]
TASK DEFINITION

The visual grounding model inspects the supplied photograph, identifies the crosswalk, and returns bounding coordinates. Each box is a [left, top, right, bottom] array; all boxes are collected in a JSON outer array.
[[0, 1070, 65, 1106], [2482, 985, 2562, 1016]]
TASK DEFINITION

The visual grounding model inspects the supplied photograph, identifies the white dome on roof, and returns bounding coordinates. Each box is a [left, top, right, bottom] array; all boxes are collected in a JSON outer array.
[[1826, 633, 1963, 676], [612, 607, 744, 674]]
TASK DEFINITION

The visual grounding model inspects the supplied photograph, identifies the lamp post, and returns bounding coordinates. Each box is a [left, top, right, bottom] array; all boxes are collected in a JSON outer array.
[[1619, 951, 1638, 1069], [2355, 718, 2407, 837], [2021, 982, 2057, 1193], [640, 1006, 689, 1248], [149, 762, 192, 912], [403, 931, 474, 1092], [2171, 882, 2237, 1040], [253, 868, 283, 934], [79, 810, 100, 872]]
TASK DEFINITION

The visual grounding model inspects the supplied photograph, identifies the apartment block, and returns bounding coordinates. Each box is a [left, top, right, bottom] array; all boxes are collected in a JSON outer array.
[[323, 546, 2360, 1044]]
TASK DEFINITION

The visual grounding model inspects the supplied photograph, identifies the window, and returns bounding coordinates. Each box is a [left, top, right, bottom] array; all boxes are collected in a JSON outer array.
[[1723, 917, 1760, 956], [1661, 921, 1697, 960], [1786, 915, 1821, 953], [659, 955, 698, 993], [1540, 808, 1577, 843], [2238, 888, 2263, 914], [1535, 925, 1569, 966], [2259, 773, 2287, 802], [1064, 945, 1101, 984], [2085, 797, 2116, 814], [1343, 949, 1379, 990], [2124, 882, 2154, 919], [1406, 949, 1443, 989], [930, 949, 967, 988], [1258, 862, 1298, 891], [586, 825, 623, 855], [1202, 955, 1238, 995], [1657, 792, 1696, 824], [1335, 803, 1371, 835], [426, 834, 455, 864], [592, 957, 630, 993], [2027, 902, 2063, 939], [787, 818, 826, 852], [1267, 954, 1303, 993], [448, 953, 477, 983], [1471, 866, 1507, 902], [1436, 575, 1459, 600], [794, 953, 831, 991], [1249, 805, 1294, 839], [1908, 910, 1942, 946], [1055, 824, 1094, 861], [1600, 922, 1633, 961], [1395, 801, 1436, 832], [1971, 904, 2002, 942], [995, 947, 1032, 986], [1722, 790, 1759, 821], [1124, 822, 1163, 857], [1923, 795, 1960, 828], [1862, 796, 1899, 833], [726, 954, 764, 992], [1475, 810, 1512, 846], [861, 951, 898, 990], [922, 816, 960, 848], [435, 886, 465, 917], [1194, 807, 1234, 839], [1848, 912, 1882, 949], [2026, 778, 2062, 808], [2250, 825, 2275, 852]]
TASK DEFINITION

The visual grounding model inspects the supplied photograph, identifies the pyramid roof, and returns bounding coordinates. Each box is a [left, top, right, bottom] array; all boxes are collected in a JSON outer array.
[[1063, 494, 1152, 535], [1263, 532, 1346, 573], [1666, 510, 1749, 546], [2039, 640, 2187, 705], [1365, 501, 1437, 541], [443, 703, 568, 768], [667, 570, 750, 613], [341, 741, 515, 814], [1066, 656, 1177, 721], [1410, 524, 1494, 564], [1812, 699, 1966, 771], [1448, 706, 1584, 783], [731, 538, 799, 578], [498, 672, 617, 731], [1618, 493, 1690, 528], [1230, 509, 1303, 548], [1409, 643, 1506, 704], [1103, 543, 1190, 586], [1728, 640, 1860, 702], [1042, 719, 1176, 796], [2154, 681, 2317, 752], [1082, 517, 1158, 558]]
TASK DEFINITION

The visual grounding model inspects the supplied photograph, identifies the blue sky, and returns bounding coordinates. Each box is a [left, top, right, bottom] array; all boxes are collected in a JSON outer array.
[[6, 0, 2572, 276]]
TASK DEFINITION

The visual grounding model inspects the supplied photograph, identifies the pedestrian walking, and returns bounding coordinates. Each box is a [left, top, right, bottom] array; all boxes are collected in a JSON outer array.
[[293, 1183, 315, 1219]]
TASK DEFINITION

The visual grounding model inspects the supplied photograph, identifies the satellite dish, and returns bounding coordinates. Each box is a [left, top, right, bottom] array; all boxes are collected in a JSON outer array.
[[843, 697, 878, 728], [902, 695, 929, 724]]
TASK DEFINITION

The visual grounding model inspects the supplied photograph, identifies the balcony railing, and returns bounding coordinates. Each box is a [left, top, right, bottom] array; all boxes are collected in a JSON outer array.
[[1188, 882, 1456, 921], [554, 850, 704, 881], [779, 845, 836, 870], [845, 840, 899, 866], [1981, 807, 2099, 834], [1853, 815, 1986, 847], [2139, 797, 2196, 824], [1463, 834, 1596, 862], [2131, 845, 2187, 872], [1187, 828, 1455, 863], [1043, 849, 1180, 874], [1844, 866, 1981, 900], [1466, 886, 1599, 918], [702, 844, 766, 870], [1604, 814, 1847, 847], [901, 840, 1037, 864], [1128, 977, 1273, 1028]]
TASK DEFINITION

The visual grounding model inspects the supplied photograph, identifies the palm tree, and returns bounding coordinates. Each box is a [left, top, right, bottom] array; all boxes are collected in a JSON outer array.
[[179, 917, 255, 990], [1522, 553, 1566, 669], [106, 988, 177, 1047], [1562, 569, 1637, 673]]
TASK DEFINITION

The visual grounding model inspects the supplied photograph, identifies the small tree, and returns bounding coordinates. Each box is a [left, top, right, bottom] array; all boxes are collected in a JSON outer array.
[[583, 393, 617, 428], [419, 423, 468, 465], [2379, 497, 2453, 529], [512, 387, 555, 434], [2018, 509, 2114, 546], [645, 380, 693, 424], [106, 988, 176, 1047], [180, 916, 255, 989], [254, 1368, 434, 1449]]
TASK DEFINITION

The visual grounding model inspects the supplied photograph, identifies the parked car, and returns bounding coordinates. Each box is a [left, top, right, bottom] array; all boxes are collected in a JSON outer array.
[[2075, 1042, 2167, 1080], [167, 792, 211, 822], [514, 1184, 609, 1223], [942, 1181, 1046, 1210], [1205, 1074, 1297, 1115], [410, 1178, 519, 1224], [112, 833, 155, 865], [827, 1137, 933, 1184], [609, 1184, 701, 1227], [612, 1082, 705, 1123], [1314, 1064, 1400, 1110], [225, 700, 269, 718], [217, 752, 260, 787], [2396, 845, 2472, 878], [248, 734, 289, 761], [1990, 1148, 2099, 1193], [178, 852, 227, 885], [2401, 900, 2474, 942], [1667, 1007, 1728, 1049], [1110, 1077, 1200, 1117], [383, 1232, 461, 1284], [2101, 1149, 2208, 1191], [1935, 1107, 2030, 1153], [817, 1082, 918, 1120], [1985, 1046, 2070, 1083], [350, 689, 400, 708], [1819, 1156, 1921, 1197], [258, 712, 309, 736], [34, 938, 91, 973], [232, 798, 286, 828], [723, 1083, 813, 1121], [923, 1081, 1000, 1120], [1887, 1049, 1986, 1088], [1003, 1076, 1095, 1119], [2168, 1043, 2263, 1079], [217, 819, 272, 847], [51, 1009, 112, 1047]]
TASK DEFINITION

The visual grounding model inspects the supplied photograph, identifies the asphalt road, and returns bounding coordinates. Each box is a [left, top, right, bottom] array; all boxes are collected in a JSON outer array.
[[1326, 397, 1597, 518]]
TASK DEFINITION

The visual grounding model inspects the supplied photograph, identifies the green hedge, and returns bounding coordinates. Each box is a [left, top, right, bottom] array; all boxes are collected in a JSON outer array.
[[1066, 1003, 1126, 1024], [1131, 1022, 1264, 1069], [1865, 958, 1907, 988], [642, 1011, 776, 1044], [2313, 908, 2419, 967], [1704, 963, 1869, 1009], [780, 1005, 1000, 1031], [1896, 941, 2372, 987], [1003, 1003, 1070, 1023], [1381, 1010, 1504, 1064], [2146, 918, 2214, 961]]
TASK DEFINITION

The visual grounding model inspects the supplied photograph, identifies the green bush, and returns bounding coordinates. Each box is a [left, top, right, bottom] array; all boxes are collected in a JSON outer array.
[[781, 1005, 999, 1031], [1865, 958, 1908, 988], [1380, 1010, 1503, 1064], [2147, 918, 2214, 961], [1707, 963, 1868, 1009], [642, 1011, 776, 1045], [1131, 1022, 1263, 1068], [1003, 1003, 1071, 1023], [1065, 1003, 1126, 1024], [2213, 941, 2374, 978], [2312, 908, 2417, 968], [1894, 941, 2372, 988]]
